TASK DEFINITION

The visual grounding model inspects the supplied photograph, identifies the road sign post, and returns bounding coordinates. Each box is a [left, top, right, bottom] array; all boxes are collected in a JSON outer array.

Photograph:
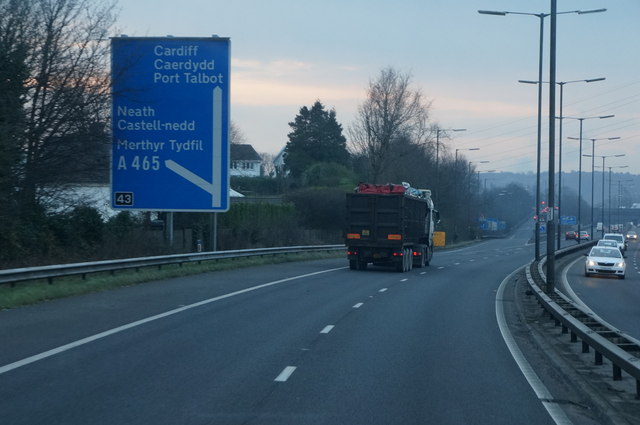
[[111, 36, 230, 211]]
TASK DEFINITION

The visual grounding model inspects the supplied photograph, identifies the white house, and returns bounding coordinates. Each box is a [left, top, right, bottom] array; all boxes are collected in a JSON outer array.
[[230, 144, 262, 177], [273, 146, 288, 176]]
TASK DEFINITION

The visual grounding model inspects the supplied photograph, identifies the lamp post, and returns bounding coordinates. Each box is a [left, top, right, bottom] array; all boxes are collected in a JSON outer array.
[[565, 114, 614, 242], [454, 148, 480, 241], [477, 169, 496, 192], [435, 127, 466, 202], [479, 6, 606, 262], [583, 137, 621, 239], [467, 161, 489, 239], [614, 179, 634, 230], [608, 166, 628, 231], [519, 77, 605, 249], [584, 152, 624, 238]]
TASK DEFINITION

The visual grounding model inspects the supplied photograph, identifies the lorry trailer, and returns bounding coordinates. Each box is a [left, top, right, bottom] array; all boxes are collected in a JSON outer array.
[[345, 183, 438, 272]]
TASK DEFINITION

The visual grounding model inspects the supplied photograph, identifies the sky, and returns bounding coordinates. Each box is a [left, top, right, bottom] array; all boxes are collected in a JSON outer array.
[[115, 0, 640, 175]]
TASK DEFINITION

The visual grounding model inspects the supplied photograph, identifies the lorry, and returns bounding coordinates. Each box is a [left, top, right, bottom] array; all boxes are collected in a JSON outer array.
[[345, 183, 439, 272]]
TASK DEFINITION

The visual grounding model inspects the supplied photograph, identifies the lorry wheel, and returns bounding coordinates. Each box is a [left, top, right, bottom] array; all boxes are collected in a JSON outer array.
[[358, 260, 368, 270], [413, 247, 425, 268], [349, 260, 358, 270], [402, 249, 408, 272]]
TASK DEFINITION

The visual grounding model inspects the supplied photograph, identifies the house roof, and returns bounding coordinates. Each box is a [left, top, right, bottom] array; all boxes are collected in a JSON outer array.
[[230, 144, 262, 161]]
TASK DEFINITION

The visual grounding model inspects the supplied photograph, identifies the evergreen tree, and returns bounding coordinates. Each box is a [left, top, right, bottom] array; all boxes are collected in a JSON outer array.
[[284, 100, 350, 178]]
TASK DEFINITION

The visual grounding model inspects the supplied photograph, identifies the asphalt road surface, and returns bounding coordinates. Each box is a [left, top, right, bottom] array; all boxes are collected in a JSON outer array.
[[2, 234, 567, 425], [563, 237, 640, 341]]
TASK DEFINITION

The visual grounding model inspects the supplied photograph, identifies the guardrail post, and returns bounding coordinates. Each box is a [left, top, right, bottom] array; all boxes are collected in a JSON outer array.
[[636, 380, 639, 400], [570, 331, 577, 343], [582, 342, 589, 353], [595, 350, 603, 365], [613, 364, 622, 381]]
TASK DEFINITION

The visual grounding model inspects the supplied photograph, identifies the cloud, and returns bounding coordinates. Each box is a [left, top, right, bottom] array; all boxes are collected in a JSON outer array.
[[231, 77, 363, 106], [231, 58, 363, 107], [232, 58, 313, 76]]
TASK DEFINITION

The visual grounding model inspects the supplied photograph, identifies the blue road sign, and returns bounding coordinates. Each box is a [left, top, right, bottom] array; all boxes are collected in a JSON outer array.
[[560, 215, 577, 225], [111, 37, 230, 211]]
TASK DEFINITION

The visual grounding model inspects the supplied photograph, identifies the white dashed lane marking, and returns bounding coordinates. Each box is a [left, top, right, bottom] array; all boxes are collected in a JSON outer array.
[[274, 366, 297, 382]]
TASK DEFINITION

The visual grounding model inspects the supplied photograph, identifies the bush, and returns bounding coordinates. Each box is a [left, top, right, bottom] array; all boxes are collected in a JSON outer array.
[[301, 162, 357, 189], [286, 187, 347, 232]]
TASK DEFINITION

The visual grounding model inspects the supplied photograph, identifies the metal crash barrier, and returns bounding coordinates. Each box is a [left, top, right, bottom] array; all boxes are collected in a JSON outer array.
[[0, 245, 345, 287], [525, 242, 640, 399]]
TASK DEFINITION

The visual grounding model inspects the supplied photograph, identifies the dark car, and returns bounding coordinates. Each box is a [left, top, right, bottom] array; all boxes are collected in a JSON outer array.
[[565, 231, 577, 240]]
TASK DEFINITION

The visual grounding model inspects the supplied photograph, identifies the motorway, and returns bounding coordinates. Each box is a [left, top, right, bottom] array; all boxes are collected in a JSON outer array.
[[563, 236, 640, 341], [1, 232, 579, 425]]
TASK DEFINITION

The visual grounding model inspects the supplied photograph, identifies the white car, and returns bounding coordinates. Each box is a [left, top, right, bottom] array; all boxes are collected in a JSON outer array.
[[585, 246, 625, 279], [578, 230, 590, 241], [602, 233, 626, 253], [597, 239, 619, 249], [626, 230, 637, 240]]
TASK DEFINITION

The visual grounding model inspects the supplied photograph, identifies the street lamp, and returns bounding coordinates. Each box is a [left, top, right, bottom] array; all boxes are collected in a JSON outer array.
[[468, 161, 490, 209], [467, 161, 489, 238], [454, 148, 480, 241], [607, 166, 628, 231], [565, 114, 615, 242], [479, 6, 606, 261], [583, 137, 621, 239], [435, 127, 466, 202], [585, 153, 626, 238], [614, 179, 634, 230], [519, 77, 605, 248]]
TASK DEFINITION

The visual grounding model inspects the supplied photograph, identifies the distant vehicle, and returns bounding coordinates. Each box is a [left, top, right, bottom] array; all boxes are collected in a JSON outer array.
[[578, 230, 590, 241], [626, 230, 637, 240], [565, 231, 577, 240], [597, 240, 619, 249], [585, 246, 625, 279], [602, 233, 627, 253]]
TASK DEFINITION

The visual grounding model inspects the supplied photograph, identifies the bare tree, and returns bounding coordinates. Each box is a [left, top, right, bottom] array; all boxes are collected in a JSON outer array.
[[230, 120, 248, 145], [15, 0, 117, 208], [348, 67, 431, 183], [259, 152, 276, 177]]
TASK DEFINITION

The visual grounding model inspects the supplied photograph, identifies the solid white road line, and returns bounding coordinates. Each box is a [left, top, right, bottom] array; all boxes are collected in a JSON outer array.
[[0, 267, 346, 376], [496, 267, 574, 425], [274, 366, 297, 382]]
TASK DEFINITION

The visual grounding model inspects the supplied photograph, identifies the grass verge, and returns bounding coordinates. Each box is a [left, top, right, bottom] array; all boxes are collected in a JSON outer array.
[[0, 251, 343, 310]]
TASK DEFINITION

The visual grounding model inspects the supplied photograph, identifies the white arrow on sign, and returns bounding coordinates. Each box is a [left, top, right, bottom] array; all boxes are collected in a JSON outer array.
[[166, 86, 224, 208]]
